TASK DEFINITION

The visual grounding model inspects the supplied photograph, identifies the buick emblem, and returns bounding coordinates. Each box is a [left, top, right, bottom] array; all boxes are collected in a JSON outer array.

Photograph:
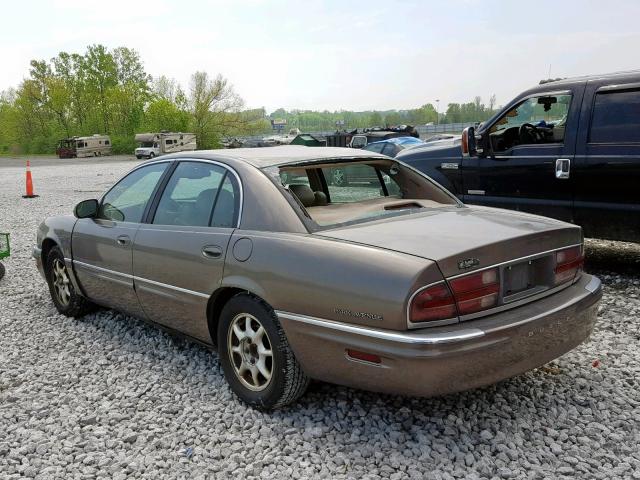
[[458, 258, 480, 270]]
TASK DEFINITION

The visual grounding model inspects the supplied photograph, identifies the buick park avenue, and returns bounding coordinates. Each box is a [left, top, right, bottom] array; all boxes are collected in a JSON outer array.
[[33, 146, 602, 409]]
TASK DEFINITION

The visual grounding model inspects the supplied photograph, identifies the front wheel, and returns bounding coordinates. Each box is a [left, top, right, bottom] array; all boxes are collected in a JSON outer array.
[[218, 294, 309, 409], [0, 262, 5, 281], [148, 152, 155, 159], [46, 246, 96, 318]]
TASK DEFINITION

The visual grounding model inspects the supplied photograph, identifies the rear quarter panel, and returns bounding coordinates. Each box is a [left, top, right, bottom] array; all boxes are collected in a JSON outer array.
[[222, 231, 442, 330]]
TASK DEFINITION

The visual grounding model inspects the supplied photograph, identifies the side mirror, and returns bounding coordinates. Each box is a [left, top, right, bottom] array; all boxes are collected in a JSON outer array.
[[74, 199, 99, 218], [461, 127, 477, 157], [350, 135, 368, 149]]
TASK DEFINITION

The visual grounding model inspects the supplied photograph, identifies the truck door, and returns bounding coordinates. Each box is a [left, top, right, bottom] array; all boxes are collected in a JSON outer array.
[[462, 85, 585, 222], [572, 82, 640, 242]]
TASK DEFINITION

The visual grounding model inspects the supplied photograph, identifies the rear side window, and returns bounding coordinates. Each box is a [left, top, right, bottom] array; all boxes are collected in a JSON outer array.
[[153, 162, 226, 227], [590, 89, 640, 143], [152, 161, 239, 228]]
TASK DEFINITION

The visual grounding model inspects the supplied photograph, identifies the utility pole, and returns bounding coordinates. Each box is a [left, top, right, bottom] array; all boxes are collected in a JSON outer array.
[[435, 99, 440, 125]]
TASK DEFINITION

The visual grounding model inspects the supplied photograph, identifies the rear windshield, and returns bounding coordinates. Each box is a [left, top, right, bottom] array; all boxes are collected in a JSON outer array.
[[270, 159, 459, 228]]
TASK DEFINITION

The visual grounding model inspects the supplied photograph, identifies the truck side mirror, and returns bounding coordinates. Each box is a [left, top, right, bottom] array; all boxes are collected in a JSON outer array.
[[461, 127, 477, 157]]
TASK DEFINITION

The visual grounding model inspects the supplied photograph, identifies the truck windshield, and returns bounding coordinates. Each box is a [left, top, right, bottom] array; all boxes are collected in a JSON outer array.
[[139, 142, 154, 147]]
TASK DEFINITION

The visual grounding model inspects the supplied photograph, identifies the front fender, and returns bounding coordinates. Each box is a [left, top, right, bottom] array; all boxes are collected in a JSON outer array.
[[36, 215, 83, 293], [397, 145, 463, 194]]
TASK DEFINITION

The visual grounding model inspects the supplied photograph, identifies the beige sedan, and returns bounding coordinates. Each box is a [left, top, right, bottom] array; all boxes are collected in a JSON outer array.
[[33, 146, 601, 409]]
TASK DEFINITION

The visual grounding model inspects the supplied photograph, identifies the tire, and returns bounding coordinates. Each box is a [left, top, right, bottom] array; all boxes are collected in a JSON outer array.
[[217, 294, 309, 409], [45, 246, 95, 318], [136, 155, 142, 159], [148, 152, 155, 159], [331, 168, 347, 187], [0, 262, 5, 281]]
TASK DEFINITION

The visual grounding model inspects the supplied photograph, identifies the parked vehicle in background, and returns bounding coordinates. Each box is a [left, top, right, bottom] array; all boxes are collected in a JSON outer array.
[[33, 146, 601, 409], [363, 136, 424, 157], [398, 71, 640, 243], [56, 135, 112, 158], [134, 132, 197, 159], [326, 126, 420, 148], [262, 128, 301, 146]]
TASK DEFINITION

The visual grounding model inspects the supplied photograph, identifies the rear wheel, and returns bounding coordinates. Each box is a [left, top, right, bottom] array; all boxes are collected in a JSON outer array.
[[0, 262, 5, 281], [218, 294, 309, 409], [46, 246, 95, 318]]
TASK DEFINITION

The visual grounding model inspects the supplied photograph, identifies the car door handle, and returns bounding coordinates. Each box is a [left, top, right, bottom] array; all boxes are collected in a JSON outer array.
[[202, 245, 223, 259], [116, 235, 131, 246], [555, 158, 570, 179]]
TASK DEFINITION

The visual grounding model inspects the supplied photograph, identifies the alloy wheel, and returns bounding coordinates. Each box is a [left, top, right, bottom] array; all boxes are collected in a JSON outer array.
[[52, 258, 71, 306], [332, 169, 345, 186], [227, 313, 273, 391]]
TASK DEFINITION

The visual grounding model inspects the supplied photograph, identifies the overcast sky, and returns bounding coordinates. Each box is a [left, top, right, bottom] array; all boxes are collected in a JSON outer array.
[[2, 0, 639, 113]]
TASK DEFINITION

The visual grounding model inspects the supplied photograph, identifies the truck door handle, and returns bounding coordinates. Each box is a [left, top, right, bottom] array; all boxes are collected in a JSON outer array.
[[555, 159, 570, 179], [202, 245, 223, 259], [116, 235, 131, 246]]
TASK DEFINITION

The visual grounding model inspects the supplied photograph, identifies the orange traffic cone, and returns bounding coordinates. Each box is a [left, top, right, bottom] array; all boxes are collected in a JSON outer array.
[[22, 160, 39, 198]]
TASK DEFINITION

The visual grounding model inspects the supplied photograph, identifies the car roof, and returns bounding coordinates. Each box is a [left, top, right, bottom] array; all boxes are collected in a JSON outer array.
[[154, 145, 389, 169], [367, 136, 423, 146]]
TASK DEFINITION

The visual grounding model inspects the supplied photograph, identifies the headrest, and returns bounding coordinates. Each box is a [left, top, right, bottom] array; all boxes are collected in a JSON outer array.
[[289, 184, 315, 208], [314, 191, 328, 206]]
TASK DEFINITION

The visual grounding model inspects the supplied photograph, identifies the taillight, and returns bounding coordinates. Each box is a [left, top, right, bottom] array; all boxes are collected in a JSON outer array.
[[555, 245, 584, 285], [449, 267, 500, 315], [409, 282, 457, 323]]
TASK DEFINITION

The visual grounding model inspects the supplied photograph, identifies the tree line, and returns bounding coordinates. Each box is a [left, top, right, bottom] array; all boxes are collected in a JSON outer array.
[[0, 44, 499, 154], [268, 96, 498, 132], [0, 45, 264, 154]]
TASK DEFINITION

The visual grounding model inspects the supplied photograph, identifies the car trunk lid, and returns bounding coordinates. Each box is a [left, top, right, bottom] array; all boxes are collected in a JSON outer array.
[[318, 205, 581, 278]]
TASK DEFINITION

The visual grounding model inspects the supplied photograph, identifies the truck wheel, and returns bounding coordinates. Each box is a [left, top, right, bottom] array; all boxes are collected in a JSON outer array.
[[218, 294, 309, 409], [45, 246, 96, 318], [136, 155, 142, 160], [149, 152, 155, 159], [0, 262, 5, 281]]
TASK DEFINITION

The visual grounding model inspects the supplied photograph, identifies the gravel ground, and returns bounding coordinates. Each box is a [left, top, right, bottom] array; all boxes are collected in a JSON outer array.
[[0, 156, 639, 479]]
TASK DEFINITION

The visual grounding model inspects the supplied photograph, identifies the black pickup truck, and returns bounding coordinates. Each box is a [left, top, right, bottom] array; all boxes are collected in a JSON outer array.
[[398, 71, 640, 242]]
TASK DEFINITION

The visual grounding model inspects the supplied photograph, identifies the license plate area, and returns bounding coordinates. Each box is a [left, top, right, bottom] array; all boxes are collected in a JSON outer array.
[[502, 256, 553, 303]]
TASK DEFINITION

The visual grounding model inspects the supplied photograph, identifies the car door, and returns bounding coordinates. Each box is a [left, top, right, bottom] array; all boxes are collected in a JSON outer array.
[[72, 162, 170, 317], [132, 160, 241, 342], [462, 86, 585, 221], [573, 82, 640, 242]]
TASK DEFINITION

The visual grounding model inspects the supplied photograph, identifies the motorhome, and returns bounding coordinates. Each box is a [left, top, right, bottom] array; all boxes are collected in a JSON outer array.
[[56, 135, 112, 158], [134, 132, 197, 159]]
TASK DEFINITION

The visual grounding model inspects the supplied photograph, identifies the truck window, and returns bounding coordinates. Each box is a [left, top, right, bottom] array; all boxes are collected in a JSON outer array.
[[489, 94, 572, 152], [590, 89, 640, 144]]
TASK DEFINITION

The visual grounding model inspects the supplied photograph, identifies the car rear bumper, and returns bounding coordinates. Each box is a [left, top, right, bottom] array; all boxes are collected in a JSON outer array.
[[278, 273, 602, 397]]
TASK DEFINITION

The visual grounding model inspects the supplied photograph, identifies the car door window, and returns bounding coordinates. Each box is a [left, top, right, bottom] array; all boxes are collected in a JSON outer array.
[[589, 89, 640, 143], [98, 163, 168, 222], [489, 94, 572, 153], [153, 161, 233, 227], [211, 174, 239, 228]]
